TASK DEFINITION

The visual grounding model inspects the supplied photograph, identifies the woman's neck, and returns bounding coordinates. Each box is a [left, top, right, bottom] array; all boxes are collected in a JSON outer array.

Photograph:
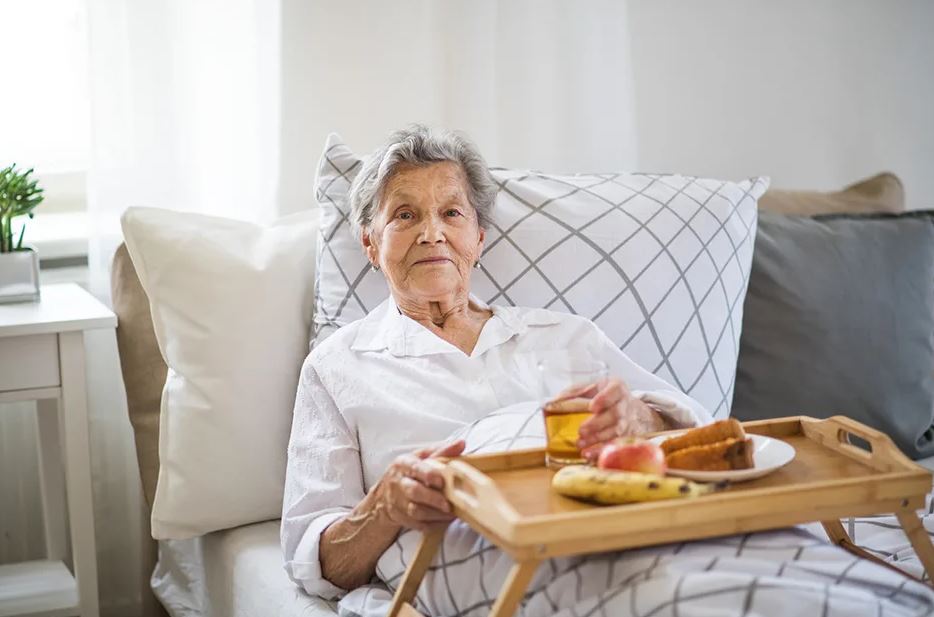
[[395, 290, 473, 328], [394, 291, 493, 354]]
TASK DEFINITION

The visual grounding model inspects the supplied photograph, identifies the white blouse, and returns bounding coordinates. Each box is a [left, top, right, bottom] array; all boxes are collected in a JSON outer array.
[[280, 296, 711, 600]]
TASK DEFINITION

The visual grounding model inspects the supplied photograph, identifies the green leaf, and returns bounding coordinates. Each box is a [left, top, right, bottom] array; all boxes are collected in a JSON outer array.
[[0, 163, 44, 230]]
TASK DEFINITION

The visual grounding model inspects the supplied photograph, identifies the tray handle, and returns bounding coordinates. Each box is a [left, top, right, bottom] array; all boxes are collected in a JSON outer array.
[[802, 415, 911, 471], [425, 459, 514, 523]]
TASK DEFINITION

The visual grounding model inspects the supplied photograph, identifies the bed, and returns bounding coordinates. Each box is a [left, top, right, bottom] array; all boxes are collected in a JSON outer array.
[[151, 522, 336, 617], [108, 169, 934, 616], [144, 437, 934, 617]]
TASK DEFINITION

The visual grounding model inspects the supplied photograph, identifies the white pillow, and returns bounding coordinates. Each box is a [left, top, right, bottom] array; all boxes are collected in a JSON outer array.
[[121, 207, 318, 539], [313, 134, 768, 418]]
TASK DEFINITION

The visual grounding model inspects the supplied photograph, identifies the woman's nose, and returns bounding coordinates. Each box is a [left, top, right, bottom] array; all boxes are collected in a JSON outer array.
[[417, 215, 445, 243]]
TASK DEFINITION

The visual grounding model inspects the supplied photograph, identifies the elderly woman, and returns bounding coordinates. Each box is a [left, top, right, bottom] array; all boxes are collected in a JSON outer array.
[[281, 127, 932, 617]]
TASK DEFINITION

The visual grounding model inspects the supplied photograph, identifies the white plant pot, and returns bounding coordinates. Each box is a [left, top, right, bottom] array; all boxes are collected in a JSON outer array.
[[0, 248, 41, 303]]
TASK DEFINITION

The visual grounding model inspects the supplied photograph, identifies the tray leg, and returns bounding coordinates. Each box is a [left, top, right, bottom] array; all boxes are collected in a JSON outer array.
[[387, 524, 449, 617], [822, 518, 929, 586], [488, 560, 541, 617], [896, 510, 934, 583], [821, 519, 849, 545]]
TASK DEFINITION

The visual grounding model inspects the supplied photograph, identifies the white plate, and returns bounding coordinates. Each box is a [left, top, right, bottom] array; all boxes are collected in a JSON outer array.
[[648, 433, 796, 483]]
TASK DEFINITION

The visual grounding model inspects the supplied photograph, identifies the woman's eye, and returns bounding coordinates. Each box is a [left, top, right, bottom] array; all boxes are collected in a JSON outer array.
[[445, 209, 461, 217], [398, 212, 413, 220]]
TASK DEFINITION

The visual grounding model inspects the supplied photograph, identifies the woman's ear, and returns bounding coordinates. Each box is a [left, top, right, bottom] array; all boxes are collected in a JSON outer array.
[[361, 230, 379, 268], [476, 227, 486, 258]]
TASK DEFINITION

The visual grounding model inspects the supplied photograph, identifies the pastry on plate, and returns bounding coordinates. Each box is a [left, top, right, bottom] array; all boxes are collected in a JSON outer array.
[[662, 419, 754, 471]]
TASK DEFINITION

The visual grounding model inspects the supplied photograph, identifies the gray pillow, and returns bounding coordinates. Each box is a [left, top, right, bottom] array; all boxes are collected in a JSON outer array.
[[732, 211, 934, 459]]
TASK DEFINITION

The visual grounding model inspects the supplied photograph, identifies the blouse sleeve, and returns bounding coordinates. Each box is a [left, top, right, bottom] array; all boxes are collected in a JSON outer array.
[[588, 325, 713, 428], [280, 355, 365, 600]]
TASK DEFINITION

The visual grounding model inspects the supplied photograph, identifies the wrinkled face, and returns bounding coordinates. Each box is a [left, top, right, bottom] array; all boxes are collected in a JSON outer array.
[[362, 161, 485, 302]]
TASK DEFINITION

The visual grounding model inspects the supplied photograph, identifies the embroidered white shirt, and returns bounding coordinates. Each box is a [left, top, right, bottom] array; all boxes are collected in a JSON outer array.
[[280, 297, 712, 599]]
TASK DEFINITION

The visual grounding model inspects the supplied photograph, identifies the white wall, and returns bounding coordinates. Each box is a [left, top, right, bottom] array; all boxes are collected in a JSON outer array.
[[278, 1, 934, 211], [627, 0, 934, 207], [276, 0, 638, 216]]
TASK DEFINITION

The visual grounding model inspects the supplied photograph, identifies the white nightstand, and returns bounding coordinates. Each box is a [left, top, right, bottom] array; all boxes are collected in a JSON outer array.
[[0, 284, 116, 617]]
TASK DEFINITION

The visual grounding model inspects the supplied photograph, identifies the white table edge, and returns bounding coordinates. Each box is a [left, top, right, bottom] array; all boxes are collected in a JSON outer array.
[[0, 317, 118, 338]]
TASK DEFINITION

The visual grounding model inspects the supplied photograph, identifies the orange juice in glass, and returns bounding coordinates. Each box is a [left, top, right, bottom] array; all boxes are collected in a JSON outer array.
[[538, 354, 608, 468]]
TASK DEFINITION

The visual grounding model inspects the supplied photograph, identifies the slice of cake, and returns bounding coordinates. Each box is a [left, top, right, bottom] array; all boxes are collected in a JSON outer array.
[[665, 437, 755, 471], [661, 419, 755, 471]]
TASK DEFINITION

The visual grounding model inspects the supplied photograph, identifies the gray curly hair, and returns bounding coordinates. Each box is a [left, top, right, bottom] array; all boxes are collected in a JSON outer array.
[[348, 125, 497, 236]]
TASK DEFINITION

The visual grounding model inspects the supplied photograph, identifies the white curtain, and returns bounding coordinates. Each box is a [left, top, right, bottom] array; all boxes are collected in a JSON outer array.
[[276, 0, 637, 215], [80, 1, 282, 615], [86, 0, 282, 299], [76, 1, 636, 614]]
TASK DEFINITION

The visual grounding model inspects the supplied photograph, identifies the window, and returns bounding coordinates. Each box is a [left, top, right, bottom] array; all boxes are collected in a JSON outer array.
[[0, 0, 90, 258], [0, 0, 90, 175]]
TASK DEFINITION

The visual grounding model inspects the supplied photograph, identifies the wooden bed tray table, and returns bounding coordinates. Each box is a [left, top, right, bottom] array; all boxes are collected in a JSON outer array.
[[387, 416, 934, 617]]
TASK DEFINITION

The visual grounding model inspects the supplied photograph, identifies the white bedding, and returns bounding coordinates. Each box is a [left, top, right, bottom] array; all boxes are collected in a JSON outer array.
[[152, 428, 934, 617], [153, 512, 934, 617], [152, 520, 337, 617]]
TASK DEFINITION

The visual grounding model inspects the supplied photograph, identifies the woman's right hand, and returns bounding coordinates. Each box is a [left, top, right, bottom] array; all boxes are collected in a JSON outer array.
[[374, 439, 466, 531], [319, 439, 466, 590]]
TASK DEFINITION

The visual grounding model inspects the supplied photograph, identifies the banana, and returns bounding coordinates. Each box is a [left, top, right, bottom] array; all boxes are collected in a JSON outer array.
[[552, 465, 714, 505]]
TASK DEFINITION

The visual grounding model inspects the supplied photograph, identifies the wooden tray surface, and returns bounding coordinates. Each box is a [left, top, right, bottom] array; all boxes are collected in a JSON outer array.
[[438, 416, 932, 558]]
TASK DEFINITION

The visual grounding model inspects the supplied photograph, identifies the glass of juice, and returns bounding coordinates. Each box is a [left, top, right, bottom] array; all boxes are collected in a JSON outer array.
[[538, 353, 608, 468]]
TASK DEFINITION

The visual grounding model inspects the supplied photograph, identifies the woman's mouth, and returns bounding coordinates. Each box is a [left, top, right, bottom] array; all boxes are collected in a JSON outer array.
[[414, 257, 451, 265]]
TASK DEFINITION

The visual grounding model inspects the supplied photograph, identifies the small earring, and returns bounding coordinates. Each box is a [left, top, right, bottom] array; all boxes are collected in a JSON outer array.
[[372, 264, 380, 272], [474, 260, 481, 269]]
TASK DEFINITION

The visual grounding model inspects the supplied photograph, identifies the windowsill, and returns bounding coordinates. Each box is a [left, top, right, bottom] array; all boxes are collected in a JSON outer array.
[[25, 212, 89, 261]]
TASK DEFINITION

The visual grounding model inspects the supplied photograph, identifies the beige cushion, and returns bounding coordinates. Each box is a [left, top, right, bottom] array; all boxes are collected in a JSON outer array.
[[111, 243, 166, 510], [759, 172, 905, 216]]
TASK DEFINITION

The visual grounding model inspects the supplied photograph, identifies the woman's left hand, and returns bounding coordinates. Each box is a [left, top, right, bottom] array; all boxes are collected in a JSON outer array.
[[571, 379, 668, 461]]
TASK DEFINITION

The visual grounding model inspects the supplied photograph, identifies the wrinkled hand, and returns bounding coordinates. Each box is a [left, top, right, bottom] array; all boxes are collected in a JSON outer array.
[[374, 439, 465, 531], [551, 379, 667, 461]]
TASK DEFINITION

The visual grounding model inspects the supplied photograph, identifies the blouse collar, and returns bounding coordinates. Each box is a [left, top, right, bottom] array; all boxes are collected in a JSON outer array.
[[350, 295, 561, 358]]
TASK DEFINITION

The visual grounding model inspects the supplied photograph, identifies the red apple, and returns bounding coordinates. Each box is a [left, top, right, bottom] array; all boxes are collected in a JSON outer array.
[[597, 438, 667, 475]]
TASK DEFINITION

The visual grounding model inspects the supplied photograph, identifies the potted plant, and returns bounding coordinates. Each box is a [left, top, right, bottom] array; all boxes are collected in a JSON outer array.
[[0, 164, 44, 303]]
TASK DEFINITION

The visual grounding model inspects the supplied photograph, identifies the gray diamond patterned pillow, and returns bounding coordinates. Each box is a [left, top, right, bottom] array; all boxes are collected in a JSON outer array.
[[313, 134, 768, 418]]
